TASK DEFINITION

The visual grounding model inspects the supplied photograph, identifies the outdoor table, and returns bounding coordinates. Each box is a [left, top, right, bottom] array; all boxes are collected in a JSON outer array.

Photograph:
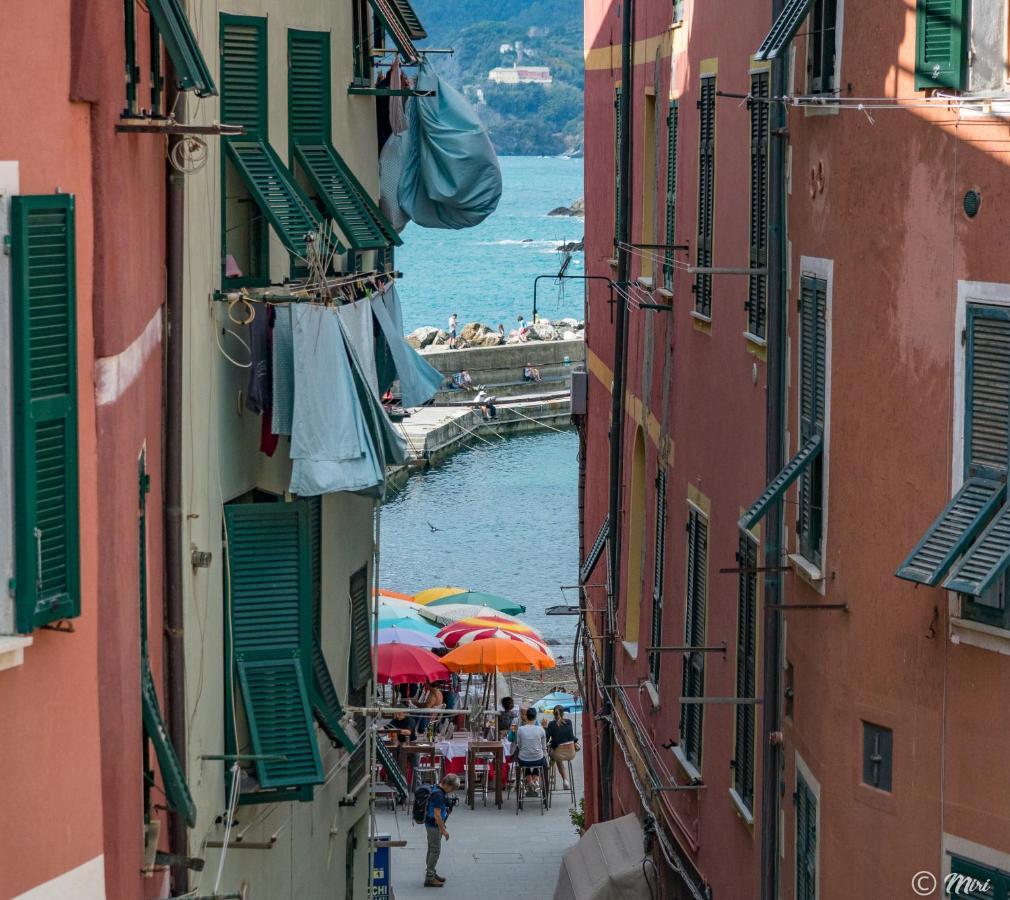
[[395, 742, 438, 787], [466, 741, 505, 809]]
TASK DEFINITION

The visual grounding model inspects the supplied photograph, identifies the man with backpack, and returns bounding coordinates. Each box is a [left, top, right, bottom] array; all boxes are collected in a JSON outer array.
[[413, 773, 460, 887]]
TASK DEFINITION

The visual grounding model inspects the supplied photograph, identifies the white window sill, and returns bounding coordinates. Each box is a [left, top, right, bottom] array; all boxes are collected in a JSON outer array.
[[607, 258, 618, 269], [690, 310, 712, 324], [622, 640, 639, 660], [655, 287, 673, 300], [789, 553, 825, 589], [950, 615, 1010, 656], [643, 680, 660, 709], [743, 331, 767, 348], [729, 787, 755, 827], [670, 744, 703, 783], [0, 635, 32, 672], [637, 276, 654, 290]]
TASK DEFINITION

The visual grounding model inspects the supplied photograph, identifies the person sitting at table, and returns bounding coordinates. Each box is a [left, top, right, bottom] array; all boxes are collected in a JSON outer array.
[[498, 697, 519, 736], [546, 704, 578, 792], [514, 707, 549, 796], [383, 705, 418, 744], [419, 683, 445, 709]]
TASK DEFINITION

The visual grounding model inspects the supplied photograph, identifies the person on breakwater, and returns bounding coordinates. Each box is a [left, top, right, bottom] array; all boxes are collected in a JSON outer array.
[[517, 314, 529, 342], [447, 312, 458, 349]]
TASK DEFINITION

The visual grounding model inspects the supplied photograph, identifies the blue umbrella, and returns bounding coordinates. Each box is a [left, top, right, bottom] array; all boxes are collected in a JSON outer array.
[[377, 626, 442, 649]]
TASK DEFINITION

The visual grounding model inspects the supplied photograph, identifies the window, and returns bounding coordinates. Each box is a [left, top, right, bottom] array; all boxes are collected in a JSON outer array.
[[649, 471, 668, 686], [969, 0, 1009, 91], [224, 500, 325, 803], [694, 74, 716, 318], [949, 855, 1010, 900], [796, 772, 818, 900], [808, 0, 839, 94], [861, 722, 893, 792], [797, 275, 827, 568], [916, 0, 969, 91], [733, 531, 758, 814], [614, 86, 623, 250], [747, 71, 770, 339], [365, 0, 421, 66], [625, 429, 646, 650], [348, 563, 372, 707], [673, 0, 685, 24], [288, 30, 399, 252], [352, 0, 373, 84], [679, 505, 708, 770], [663, 102, 679, 293], [641, 94, 657, 281], [10, 195, 81, 633]]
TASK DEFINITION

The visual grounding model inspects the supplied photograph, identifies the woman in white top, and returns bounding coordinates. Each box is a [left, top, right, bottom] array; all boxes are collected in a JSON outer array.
[[514, 707, 548, 795]]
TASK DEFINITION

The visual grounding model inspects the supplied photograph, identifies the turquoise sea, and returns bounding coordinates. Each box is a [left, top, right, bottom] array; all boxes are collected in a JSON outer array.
[[396, 156, 585, 333], [382, 156, 583, 647]]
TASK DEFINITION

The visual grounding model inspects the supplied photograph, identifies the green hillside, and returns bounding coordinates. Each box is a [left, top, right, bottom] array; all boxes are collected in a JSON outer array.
[[410, 0, 584, 156]]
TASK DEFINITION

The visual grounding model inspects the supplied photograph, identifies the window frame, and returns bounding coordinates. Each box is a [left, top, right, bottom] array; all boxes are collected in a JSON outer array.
[[733, 529, 759, 817], [352, 0, 374, 86], [861, 721, 893, 792], [678, 501, 708, 772], [807, 0, 840, 95], [746, 67, 770, 341], [693, 73, 716, 319], [795, 762, 819, 900], [662, 101, 679, 294], [649, 470, 668, 687]]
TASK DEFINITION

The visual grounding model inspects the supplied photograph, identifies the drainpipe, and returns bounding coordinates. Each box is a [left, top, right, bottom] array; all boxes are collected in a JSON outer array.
[[164, 69, 189, 895], [602, 0, 635, 824], [760, 3, 788, 899]]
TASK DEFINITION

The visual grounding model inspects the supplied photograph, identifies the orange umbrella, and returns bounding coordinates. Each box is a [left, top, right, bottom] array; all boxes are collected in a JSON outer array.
[[376, 588, 418, 603], [440, 637, 555, 674], [414, 586, 468, 605]]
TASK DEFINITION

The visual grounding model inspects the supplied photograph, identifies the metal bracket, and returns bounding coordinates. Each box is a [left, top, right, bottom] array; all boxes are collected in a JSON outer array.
[[191, 549, 213, 569], [154, 850, 205, 871], [40, 619, 75, 633]]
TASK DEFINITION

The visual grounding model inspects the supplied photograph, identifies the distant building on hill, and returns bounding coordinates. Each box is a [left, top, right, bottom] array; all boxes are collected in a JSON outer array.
[[488, 65, 552, 85]]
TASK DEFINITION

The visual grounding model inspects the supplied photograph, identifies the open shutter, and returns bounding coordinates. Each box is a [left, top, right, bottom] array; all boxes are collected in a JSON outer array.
[[896, 477, 1004, 584], [614, 87, 622, 247], [366, 0, 420, 64], [11, 195, 80, 633], [915, 0, 968, 90], [142, 658, 197, 826], [965, 305, 1010, 479], [376, 738, 409, 802], [389, 0, 427, 40], [225, 503, 324, 791], [663, 103, 679, 293], [680, 507, 707, 768], [225, 141, 333, 257], [755, 0, 816, 61], [581, 515, 610, 583], [747, 71, 770, 339], [944, 503, 1010, 596], [649, 473, 667, 686], [694, 76, 716, 317], [147, 0, 217, 97], [348, 564, 372, 691], [740, 434, 822, 531]]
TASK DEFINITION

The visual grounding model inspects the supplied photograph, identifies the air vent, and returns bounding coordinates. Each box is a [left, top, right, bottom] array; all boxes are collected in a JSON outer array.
[[964, 190, 981, 218]]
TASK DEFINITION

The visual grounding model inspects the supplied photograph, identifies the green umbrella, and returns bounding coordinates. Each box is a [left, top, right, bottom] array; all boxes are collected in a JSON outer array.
[[426, 590, 526, 616], [377, 614, 441, 635]]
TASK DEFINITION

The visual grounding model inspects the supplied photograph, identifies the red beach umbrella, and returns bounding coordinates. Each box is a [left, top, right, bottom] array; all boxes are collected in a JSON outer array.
[[437, 616, 543, 648], [376, 644, 450, 685]]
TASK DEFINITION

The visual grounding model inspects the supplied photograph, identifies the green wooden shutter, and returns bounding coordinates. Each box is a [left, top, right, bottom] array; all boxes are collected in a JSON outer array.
[[614, 87, 622, 248], [147, 0, 216, 97], [663, 103, 679, 293], [225, 141, 333, 257], [798, 276, 827, 565], [965, 305, 1010, 479], [649, 472, 667, 686], [389, 0, 427, 40], [915, 0, 968, 90], [288, 30, 329, 142], [694, 75, 716, 317], [680, 507, 707, 769], [142, 657, 197, 826], [366, 0, 420, 64], [581, 515, 610, 583], [739, 433, 822, 532], [220, 16, 267, 137], [225, 503, 324, 791], [747, 71, 770, 339], [944, 502, 1010, 596], [795, 775, 817, 900], [734, 532, 758, 812], [896, 476, 1005, 584], [376, 737, 409, 802], [349, 564, 372, 691], [755, 0, 816, 61], [11, 195, 80, 633]]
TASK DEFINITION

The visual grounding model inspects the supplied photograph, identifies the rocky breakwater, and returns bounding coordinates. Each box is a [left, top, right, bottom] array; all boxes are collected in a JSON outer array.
[[405, 318, 584, 351]]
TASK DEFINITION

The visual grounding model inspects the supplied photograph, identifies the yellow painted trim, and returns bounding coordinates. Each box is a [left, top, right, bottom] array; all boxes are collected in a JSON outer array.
[[738, 512, 762, 542], [644, 85, 656, 96], [587, 346, 614, 387], [585, 32, 674, 71], [688, 484, 711, 516], [700, 57, 719, 76], [750, 57, 771, 73], [693, 315, 713, 335], [745, 335, 768, 362]]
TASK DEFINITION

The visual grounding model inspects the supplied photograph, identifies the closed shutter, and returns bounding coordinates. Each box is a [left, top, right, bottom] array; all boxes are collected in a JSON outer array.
[[11, 195, 80, 633], [349, 564, 372, 692], [365, 0, 420, 64], [755, 0, 816, 61], [795, 775, 818, 900], [663, 103, 679, 293], [649, 472, 667, 686], [747, 71, 770, 339], [225, 503, 324, 791], [614, 87, 622, 247], [965, 305, 1010, 479], [288, 30, 328, 140], [142, 657, 197, 826], [389, 0, 427, 39], [694, 75, 716, 317], [221, 17, 267, 138], [147, 0, 217, 97], [798, 276, 827, 565], [734, 532, 758, 812], [915, 0, 968, 90], [679, 506, 707, 768]]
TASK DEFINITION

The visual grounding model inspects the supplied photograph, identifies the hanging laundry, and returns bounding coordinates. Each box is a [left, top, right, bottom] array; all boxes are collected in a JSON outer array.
[[379, 61, 411, 233], [398, 60, 502, 230], [336, 298, 379, 397], [246, 304, 272, 414], [271, 305, 295, 436], [371, 285, 446, 407]]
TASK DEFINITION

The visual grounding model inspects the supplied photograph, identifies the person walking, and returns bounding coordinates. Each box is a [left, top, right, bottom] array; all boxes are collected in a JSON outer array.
[[424, 774, 460, 887], [514, 707, 549, 796], [546, 704, 578, 792], [447, 313, 458, 349]]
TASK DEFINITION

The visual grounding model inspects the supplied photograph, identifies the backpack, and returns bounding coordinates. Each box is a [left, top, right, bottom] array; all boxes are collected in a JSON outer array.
[[412, 786, 434, 825]]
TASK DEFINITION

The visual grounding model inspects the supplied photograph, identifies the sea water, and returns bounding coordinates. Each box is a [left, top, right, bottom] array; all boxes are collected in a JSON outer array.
[[396, 156, 585, 333]]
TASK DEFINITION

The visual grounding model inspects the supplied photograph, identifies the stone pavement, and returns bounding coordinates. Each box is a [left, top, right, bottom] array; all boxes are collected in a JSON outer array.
[[375, 752, 583, 900]]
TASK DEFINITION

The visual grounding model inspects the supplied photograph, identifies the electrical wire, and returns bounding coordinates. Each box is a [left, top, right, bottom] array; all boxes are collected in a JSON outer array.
[[212, 762, 242, 892]]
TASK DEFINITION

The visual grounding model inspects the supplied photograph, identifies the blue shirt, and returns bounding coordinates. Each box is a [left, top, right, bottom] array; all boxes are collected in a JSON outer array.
[[425, 787, 451, 828]]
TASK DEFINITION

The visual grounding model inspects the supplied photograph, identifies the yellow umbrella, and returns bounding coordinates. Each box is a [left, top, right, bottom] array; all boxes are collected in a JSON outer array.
[[440, 637, 555, 674], [413, 586, 468, 605]]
